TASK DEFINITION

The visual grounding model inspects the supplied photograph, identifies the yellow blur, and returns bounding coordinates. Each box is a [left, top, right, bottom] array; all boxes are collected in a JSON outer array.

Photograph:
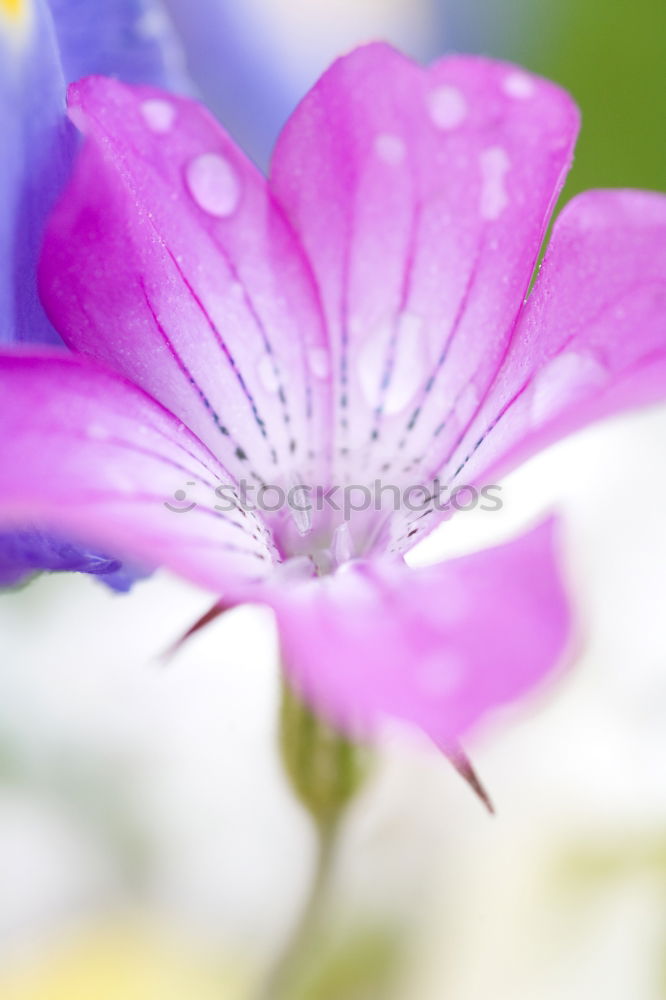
[[0, 0, 23, 21], [0, 925, 249, 1000]]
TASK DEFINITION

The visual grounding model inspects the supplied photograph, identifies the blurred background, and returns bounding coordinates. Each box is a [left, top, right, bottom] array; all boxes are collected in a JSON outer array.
[[1, 0, 666, 997]]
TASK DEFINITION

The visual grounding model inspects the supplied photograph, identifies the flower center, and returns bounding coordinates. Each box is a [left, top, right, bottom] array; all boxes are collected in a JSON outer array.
[[269, 484, 392, 576]]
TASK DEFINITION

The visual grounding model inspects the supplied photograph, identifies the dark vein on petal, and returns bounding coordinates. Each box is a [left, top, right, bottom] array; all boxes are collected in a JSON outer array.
[[367, 200, 424, 448], [393, 283, 665, 549], [164, 247, 281, 464], [66, 290, 230, 484], [385, 235, 488, 476], [140, 281, 267, 485], [63, 491, 271, 560]]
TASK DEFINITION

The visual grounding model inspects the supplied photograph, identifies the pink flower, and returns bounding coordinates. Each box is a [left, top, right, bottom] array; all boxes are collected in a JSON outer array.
[[1, 45, 665, 748]]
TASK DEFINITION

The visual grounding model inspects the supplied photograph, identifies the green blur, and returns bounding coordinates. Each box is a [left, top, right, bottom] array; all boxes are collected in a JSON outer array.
[[495, 0, 666, 198]]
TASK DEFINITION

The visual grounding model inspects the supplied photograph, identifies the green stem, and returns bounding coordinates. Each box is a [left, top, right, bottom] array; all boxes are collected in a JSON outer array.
[[259, 819, 338, 999], [258, 681, 370, 998]]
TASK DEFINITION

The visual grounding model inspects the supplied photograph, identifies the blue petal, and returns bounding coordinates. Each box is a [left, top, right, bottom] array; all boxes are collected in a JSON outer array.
[[162, 0, 289, 166], [163, 3, 309, 167], [0, 6, 133, 588], [0, 0, 189, 347], [0, 0, 72, 344], [162, 0, 453, 168], [0, 529, 149, 593], [0, 0, 185, 591], [47, 0, 189, 89]]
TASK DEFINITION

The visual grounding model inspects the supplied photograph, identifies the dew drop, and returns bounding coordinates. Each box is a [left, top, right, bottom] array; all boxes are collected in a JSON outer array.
[[384, 314, 426, 415], [374, 132, 406, 166], [502, 72, 535, 99], [455, 383, 480, 423], [186, 152, 240, 217], [479, 146, 510, 221], [109, 472, 134, 494], [308, 347, 330, 380], [417, 578, 470, 627], [428, 85, 468, 130], [531, 352, 606, 425], [87, 423, 110, 441], [358, 320, 393, 405], [418, 652, 464, 697], [358, 314, 426, 414], [140, 98, 176, 133], [349, 315, 364, 337], [258, 354, 280, 393], [137, 7, 168, 40]]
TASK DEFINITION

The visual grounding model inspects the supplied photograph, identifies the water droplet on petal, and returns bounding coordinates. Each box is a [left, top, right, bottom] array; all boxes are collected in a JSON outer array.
[[358, 320, 393, 406], [358, 314, 426, 414], [87, 423, 110, 441], [258, 354, 279, 393], [531, 352, 607, 425], [141, 98, 176, 132], [385, 313, 426, 415], [349, 315, 364, 337], [308, 347, 330, 380], [428, 85, 468, 129], [109, 472, 134, 494], [417, 576, 470, 626], [419, 651, 464, 697], [502, 72, 535, 99], [479, 146, 510, 221], [186, 152, 240, 217], [455, 383, 480, 423], [374, 132, 406, 166]]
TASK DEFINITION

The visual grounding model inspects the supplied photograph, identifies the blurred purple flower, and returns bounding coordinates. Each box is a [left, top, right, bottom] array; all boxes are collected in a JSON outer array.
[[1, 45, 665, 743], [0, 0, 186, 588], [161, 0, 440, 166]]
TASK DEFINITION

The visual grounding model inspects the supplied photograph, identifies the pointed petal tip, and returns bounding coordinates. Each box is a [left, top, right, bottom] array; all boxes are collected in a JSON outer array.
[[445, 743, 495, 815], [160, 600, 231, 664]]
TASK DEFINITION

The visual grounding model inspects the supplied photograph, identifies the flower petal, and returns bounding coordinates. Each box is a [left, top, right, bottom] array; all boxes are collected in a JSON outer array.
[[39, 76, 331, 488], [392, 190, 666, 549], [273, 519, 571, 745], [270, 43, 579, 486], [0, 0, 73, 345], [0, 351, 277, 595]]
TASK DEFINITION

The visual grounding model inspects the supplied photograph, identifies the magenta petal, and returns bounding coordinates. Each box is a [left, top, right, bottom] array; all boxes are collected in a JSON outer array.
[[391, 190, 666, 550], [0, 351, 276, 595], [39, 76, 331, 485], [272, 519, 571, 745], [478, 190, 666, 476], [436, 190, 666, 499], [270, 44, 579, 485]]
